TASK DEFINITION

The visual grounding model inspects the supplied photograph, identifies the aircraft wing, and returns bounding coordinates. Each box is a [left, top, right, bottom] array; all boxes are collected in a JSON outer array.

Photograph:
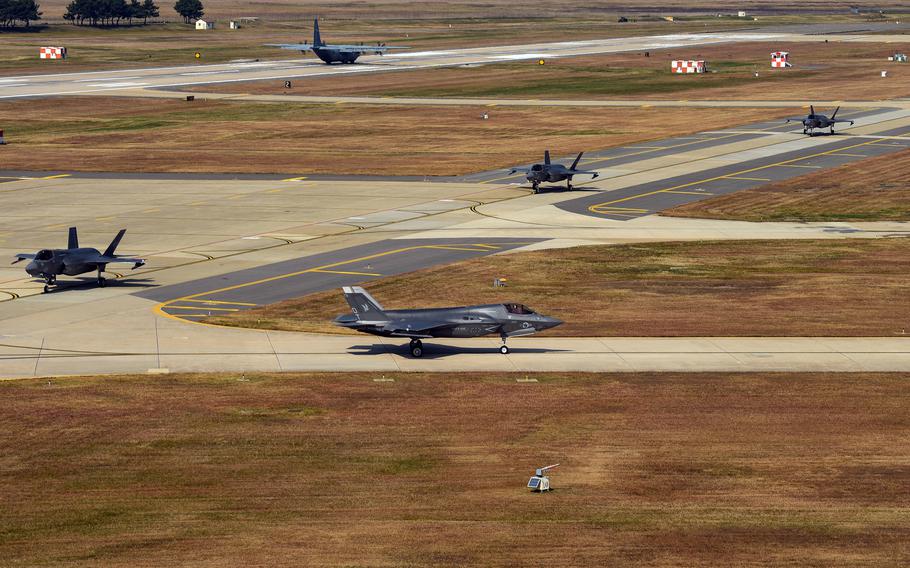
[[568, 170, 600, 178], [83, 255, 146, 268], [322, 44, 409, 52], [833, 118, 855, 124], [266, 43, 315, 51], [12, 253, 36, 264], [382, 319, 473, 339]]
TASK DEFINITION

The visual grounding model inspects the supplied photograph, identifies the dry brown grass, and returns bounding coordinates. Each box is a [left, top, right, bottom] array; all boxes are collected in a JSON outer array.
[[664, 148, 910, 222], [189, 41, 910, 101], [1, 372, 908, 566], [207, 238, 910, 337], [0, 97, 791, 175]]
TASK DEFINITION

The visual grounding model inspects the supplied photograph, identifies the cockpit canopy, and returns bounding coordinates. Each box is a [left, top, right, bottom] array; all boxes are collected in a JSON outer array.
[[35, 249, 54, 261], [530, 164, 544, 171], [504, 303, 535, 315]]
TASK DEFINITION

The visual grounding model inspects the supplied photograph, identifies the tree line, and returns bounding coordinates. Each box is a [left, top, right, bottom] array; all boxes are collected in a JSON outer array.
[[63, 0, 160, 26], [0, 0, 41, 27]]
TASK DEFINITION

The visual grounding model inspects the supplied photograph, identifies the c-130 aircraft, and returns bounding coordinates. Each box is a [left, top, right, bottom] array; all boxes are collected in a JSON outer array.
[[13, 227, 145, 293], [267, 17, 408, 64], [334, 286, 562, 357]]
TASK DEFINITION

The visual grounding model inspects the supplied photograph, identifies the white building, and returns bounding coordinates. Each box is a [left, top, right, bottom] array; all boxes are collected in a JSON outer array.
[[195, 19, 213, 30]]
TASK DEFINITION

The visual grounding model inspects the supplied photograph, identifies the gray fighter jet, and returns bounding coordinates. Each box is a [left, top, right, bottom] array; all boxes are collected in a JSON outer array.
[[786, 105, 854, 135], [267, 17, 408, 64], [334, 286, 562, 357], [509, 151, 600, 193], [13, 227, 145, 293]]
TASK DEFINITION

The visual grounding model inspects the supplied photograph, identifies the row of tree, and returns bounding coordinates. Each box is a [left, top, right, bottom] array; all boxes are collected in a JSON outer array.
[[0, 0, 41, 27], [63, 0, 160, 26]]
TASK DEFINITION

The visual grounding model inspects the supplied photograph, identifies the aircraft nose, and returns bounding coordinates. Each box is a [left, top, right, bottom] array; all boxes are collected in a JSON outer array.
[[539, 316, 563, 330], [25, 261, 39, 276]]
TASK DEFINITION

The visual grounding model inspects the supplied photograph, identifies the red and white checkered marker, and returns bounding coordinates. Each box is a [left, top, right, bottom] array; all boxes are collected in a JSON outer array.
[[671, 60, 706, 74], [771, 51, 791, 68], [39, 47, 67, 60]]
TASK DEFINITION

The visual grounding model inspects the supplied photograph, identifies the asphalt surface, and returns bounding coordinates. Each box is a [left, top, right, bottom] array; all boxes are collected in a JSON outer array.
[[3, 23, 910, 100], [559, 122, 910, 220], [140, 238, 543, 323]]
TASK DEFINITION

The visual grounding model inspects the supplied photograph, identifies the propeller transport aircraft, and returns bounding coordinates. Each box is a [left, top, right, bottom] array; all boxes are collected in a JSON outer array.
[[267, 17, 408, 64], [334, 286, 563, 357], [786, 105, 855, 135], [13, 227, 145, 293], [509, 150, 600, 193]]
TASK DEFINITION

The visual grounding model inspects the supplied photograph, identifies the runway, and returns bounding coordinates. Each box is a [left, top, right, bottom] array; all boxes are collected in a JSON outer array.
[[2, 24, 910, 100]]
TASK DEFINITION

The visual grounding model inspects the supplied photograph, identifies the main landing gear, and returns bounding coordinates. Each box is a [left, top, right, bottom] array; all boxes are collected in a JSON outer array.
[[532, 182, 540, 194], [409, 339, 423, 358], [500, 335, 510, 355], [97, 266, 106, 288]]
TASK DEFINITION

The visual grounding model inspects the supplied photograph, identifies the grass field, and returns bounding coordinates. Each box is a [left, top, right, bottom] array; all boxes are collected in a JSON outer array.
[[207, 238, 910, 337], [189, 41, 910, 102], [1, 372, 908, 566], [0, 97, 792, 175], [664, 148, 910, 222]]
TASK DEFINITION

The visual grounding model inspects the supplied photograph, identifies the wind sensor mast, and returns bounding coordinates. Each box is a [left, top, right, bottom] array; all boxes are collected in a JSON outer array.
[[527, 463, 559, 492]]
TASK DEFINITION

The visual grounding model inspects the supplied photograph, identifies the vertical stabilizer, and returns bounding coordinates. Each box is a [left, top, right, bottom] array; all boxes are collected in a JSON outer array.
[[544, 150, 551, 165], [570, 152, 584, 170], [341, 286, 386, 320], [103, 229, 126, 257], [810, 104, 815, 116], [67, 227, 78, 249], [831, 106, 840, 119], [313, 17, 323, 46]]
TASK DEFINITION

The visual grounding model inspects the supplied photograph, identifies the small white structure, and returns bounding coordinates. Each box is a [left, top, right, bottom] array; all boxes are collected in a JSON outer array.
[[528, 464, 559, 492], [39, 46, 66, 60], [195, 19, 213, 30], [229, 20, 239, 29], [771, 51, 791, 68], [671, 60, 707, 74], [891, 53, 907, 62], [738, 10, 747, 17], [882, 70, 889, 78]]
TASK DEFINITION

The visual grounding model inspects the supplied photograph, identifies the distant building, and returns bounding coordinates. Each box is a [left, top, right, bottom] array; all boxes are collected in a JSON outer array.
[[738, 10, 747, 17], [771, 51, 791, 68], [195, 19, 213, 30]]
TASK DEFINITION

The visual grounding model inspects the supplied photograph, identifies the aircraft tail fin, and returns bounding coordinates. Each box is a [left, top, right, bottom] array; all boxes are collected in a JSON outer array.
[[67, 227, 78, 249], [313, 16, 322, 46], [103, 229, 126, 257], [342, 286, 386, 320], [544, 150, 551, 165], [810, 104, 815, 116], [831, 106, 840, 118], [570, 151, 584, 170]]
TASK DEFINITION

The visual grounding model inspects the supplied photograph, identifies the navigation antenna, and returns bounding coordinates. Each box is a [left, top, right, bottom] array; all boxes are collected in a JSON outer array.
[[527, 463, 559, 492]]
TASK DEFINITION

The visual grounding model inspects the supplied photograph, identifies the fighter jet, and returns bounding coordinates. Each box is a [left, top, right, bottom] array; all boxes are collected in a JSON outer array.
[[13, 227, 145, 293], [786, 105, 854, 135], [509, 151, 600, 193], [334, 286, 562, 357], [267, 17, 408, 64]]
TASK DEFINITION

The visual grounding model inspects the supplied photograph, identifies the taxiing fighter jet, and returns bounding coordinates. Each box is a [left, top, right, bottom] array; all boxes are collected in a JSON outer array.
[[267, 17, 408, 64], [509, 151, 600, 193], [786, 105, 854, 135], [13, 227, 145, 293], [334, 286, 562, 357]]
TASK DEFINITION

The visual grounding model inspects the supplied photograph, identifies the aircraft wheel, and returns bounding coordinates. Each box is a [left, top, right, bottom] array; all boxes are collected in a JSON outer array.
[[98, 278, 106, 288], [43, 285, 49, 294], [500, 345, 509, 355], [410, 345, 423, 358]]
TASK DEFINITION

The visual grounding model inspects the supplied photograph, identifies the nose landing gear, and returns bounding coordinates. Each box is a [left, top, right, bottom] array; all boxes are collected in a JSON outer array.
[[41, 274, 56, 294], [409, 339, 423, 358]]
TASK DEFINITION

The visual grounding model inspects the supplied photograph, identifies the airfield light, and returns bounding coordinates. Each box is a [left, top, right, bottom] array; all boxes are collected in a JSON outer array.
[[538, 59, 545, 65], [195, 52, 201, 59]]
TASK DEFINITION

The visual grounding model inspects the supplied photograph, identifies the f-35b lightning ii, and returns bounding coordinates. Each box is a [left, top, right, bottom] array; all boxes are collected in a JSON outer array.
[[334, 286, 562, 357], [267, 17, 408, 64], [509, 150, 600, 193], [13, 227, 145, 293], [786, 105, 854, 135]]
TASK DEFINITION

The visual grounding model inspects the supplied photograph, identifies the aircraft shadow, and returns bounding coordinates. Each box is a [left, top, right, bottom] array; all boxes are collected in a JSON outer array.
[[348, 343, 570, 359], [38, 277, 157, 293], [530, 186, 601, 194]]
